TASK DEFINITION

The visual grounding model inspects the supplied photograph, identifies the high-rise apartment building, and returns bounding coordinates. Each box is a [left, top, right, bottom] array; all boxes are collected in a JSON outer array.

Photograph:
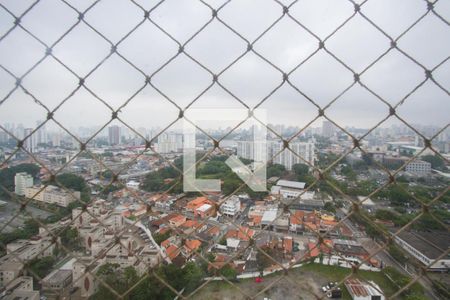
[[236, 140, 315, 170], [157, 132, 183, 153], [236, 141, 267, 162], [108, 126, 121, 146], [14, 172, 34, 196], [35, 121, 47, 146], [270, 142, 315, 170], [322, 120, 335, 138], [23, 128, 34, 152]]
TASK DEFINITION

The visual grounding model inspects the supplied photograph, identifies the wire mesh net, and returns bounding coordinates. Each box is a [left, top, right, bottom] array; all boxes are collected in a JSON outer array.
[[0, 0, 449, 299]]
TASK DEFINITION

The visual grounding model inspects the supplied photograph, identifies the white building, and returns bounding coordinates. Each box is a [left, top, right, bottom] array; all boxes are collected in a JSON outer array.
[[0, 276, 39, 299], [236, 140, 267, 162], [14, 172, 33, 196], [236, 140, 315, 170], [345, 279, 385, 300], [271, 180, 307, 199], [0, 262, 22, 287], [405, 159, 431, 175], [394, 230, 450, 271], [270, 141, 315, 170], [157, 132, 183, 153], [220, 195, 241, 217], [126, 180, 140, 189], [25, 185, 80, 207]]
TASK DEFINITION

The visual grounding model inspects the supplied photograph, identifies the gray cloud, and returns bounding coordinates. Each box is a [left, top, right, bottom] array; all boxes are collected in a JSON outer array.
[[0, 0, 448, 134]]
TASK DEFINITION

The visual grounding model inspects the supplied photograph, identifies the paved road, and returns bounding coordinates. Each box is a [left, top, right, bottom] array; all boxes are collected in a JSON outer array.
[[0, 198, 52, 232]]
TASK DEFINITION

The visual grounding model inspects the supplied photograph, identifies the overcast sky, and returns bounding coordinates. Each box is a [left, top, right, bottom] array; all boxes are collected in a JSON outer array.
[[0, 0, 449, 136]]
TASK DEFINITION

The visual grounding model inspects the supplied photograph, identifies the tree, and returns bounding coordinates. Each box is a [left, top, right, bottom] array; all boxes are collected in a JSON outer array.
[[292, 163, 309, 176], [323, 202, 336, 213], [267, 164, 286, 178], [341, 165, 356, 181], [182, 262, 204, 292], [256, 248, 274, 275], [220, 264, 237, 280], [421, 155, 445, 170], [0, 163, 40, 198], [92, 264, 139, 300], [153, 230, 171, 245], [0, 218, 39, 252], [54, 173, 91, 202], [141, 173, 164, 192], [387, 185, 410, 207], [60, 227, 81, 250], [28, 256, 55, 279]]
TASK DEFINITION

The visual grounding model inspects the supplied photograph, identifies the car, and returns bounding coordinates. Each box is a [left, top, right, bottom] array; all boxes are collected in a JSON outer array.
[[321, 284, 330, 293], [328, 281, 338, 288]]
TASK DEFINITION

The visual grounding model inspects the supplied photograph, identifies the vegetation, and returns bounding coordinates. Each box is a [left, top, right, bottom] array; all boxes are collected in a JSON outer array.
[[141, 158, 182, 193], [256, 248, 275, 275], [323, 202, 336, 213], [60, 227, 81, 251], [421, 155, 446, 171], [267, 163, 285, 178], [219, 264, 238, 280], [92, 262, 204, 300], [292, 163, 315, 186], [0, 219, 39, 255], [388, 244, 408, 265], [142, 155, 268, 198], [54, 173, 91, 202], [383, 267, 425, 300], [0, 163, 40, 198], [153, 230, 172, 246], [374, 208, 447, 231], [28, 256, 56, 279], [300, 264, 425, 300]]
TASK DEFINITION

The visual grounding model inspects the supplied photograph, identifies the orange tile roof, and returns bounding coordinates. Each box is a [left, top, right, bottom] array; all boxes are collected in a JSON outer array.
[[290, 211, 305, 225], [215, 254, 228, 262], [182, 220, 200, 228], [226, 226, 255, 241], [304, 222, 317, 231], [168, 214, 186, 226], [308, 242, 320, 257], [185, 239, 202, 252], [207, 226, 220, 236], [166, 245, 180, 260], [321, 220, 338, 227], [253, 216, 262, 225], [161, 239, 171, 249], [186, 197, 210, 210], [158, 227, 171, 235], [284, 237, 293, 253]]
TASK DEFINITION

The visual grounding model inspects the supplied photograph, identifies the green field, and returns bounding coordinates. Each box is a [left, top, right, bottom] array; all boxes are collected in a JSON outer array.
[[192, 263, 425, 300]]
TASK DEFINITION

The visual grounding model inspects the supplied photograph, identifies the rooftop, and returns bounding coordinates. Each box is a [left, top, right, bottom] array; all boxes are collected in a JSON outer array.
[[42, 269, 72, 285], [394, 230, 450, 260], [345, 279, 383, 298], [276, 180, 306, 190]]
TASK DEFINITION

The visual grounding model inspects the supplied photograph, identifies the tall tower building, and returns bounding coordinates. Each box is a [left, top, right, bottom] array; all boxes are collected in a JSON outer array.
[[270, 141, 315, 170], [322, 121, 335, 138], [14, 172, 33, 195], [236, 141, 267, 162], [108, 126, 121, 146], [24, 128, 34, 152], [36, 121, 47, 146]]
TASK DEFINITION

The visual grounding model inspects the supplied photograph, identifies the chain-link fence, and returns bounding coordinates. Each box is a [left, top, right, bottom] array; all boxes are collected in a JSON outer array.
[[0, 0, 449, 299]]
